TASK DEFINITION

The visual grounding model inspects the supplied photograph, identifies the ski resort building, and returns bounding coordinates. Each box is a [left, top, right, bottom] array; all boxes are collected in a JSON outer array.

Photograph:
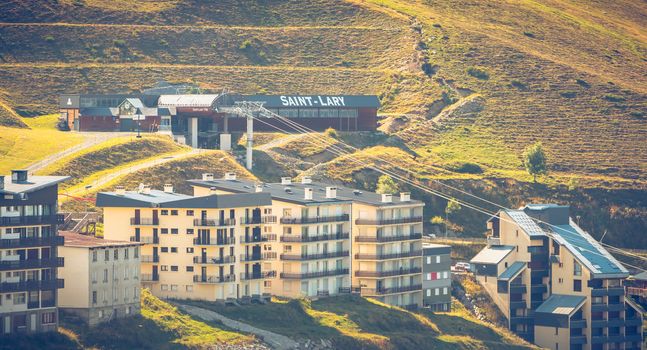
[[471, 204, 643, 350]]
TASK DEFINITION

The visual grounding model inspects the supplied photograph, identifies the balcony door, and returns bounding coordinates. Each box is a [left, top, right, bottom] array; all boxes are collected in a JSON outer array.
[[152, 210, 158, 224], [134, 209, 140, 223]]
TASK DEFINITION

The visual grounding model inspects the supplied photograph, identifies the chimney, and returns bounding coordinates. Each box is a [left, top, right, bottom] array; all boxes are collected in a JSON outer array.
[[163, 184, 173, 193], [11, 170, 28, 184], [325, 186, 337, 199], [301, 176, 312, 184], [142, 185, 151, 195], [209, 187, 217, 195], [224, 172, 237, 181], [381, 193, 393, 203], [304, 187, 313, 200], [202, 173, 214, 181], [281, 177, 292, 185], [115, 186, 126, 195], [254, 183, 263, 193], [400, 192, 410, 202], [0, 175, 4, 190]]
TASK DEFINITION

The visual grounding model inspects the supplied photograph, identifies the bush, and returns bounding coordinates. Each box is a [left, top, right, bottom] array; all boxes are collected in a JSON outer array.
[[324, 127, 338, 139], [510, 80, 527, 90], [523, 31, 535, 38], [239, 39, 252, 50], [575, 79, 590, 88], [113, 39, 126, 48], [44, 35, 55, 43], [603, 94, 625, 102], [466, 67, 489, 80], [159, 39, 168, 46], [560, 91, 577, 98], [447, 162, 483, 174], [430, 216, 444, 225]]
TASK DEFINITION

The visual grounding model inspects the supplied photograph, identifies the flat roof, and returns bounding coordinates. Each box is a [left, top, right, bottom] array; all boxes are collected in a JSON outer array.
[[96, 189, 272, 209], [60, 231, 141, 248], [535, 294, 586, 315], [498, 261, 526, 281], [470, 245, 514, 265], [423, 243, 451, 255], [1, 175, 69, 195]]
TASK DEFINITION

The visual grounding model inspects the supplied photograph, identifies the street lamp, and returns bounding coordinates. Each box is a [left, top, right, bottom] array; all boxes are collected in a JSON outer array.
[[134, 107, 144, 138]]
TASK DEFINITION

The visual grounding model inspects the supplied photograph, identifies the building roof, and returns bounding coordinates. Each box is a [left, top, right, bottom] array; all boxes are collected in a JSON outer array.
[[158, 94, 221, 108], [79, 107, 118, 117], [60, 231, 141, 248], [0, 175, 69, 195], [631, 271, 647, 281], [503, 209, 546, 237], [498, 261, 526, 281], [548, 220, 628, 278], [95, 189, 272, 209], [228, 95, 381, 109], [535, 294, 586, 315], [470, 245, 515, 265], [423, 243, 451, 255], [189, 178, 423, 207], [122, 98, 144, 109]]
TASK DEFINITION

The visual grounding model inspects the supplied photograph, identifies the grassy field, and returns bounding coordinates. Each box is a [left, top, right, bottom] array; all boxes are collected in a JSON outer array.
[[184, 295, 535, 349], [0, 289, 260, 350], [0, 114, 84, 173]]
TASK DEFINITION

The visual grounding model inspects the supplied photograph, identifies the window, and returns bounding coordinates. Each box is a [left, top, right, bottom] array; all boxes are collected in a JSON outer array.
[[443, 271, 449, 279], [92, 291, 97, 304], [161, 210, 169, 216], [171, 228, 178, 235], [103, 269, 108, 283], [339, 109, 358, 118], [431, 272, 438, 280], [171, 210, 178, 216], [186, 285, 194, 292], [574, 260, 582, 276], [574, 279, 582, 292], [134, 247, 139, 258], [161, 265, 168, 271], [171, 247, 178, 253], [186, 266, 194, 272], [186, 229, 194, 235], [126, 306, 132, 315], [264, 281, 272, 288], [186, 210, 194, 216], [436, 256, 440, 263], [98, 310, 104, 318], [443, 287, 448, 295], [14, 293, 25, 305], [114, 249, 119, 260], [161, 284, 168, 291], [434, 288, 440, 296], [161, 228, 168, 234], [92, 251, 97, 262], [426, 289, 431, 297], [170, 266, 178, 272], [124, 248, 129, 260], [186, 247, 194, 253], [170, 285, 178, 291], [161, 247, 169, 253], [105, 250, 109, 261], [426, 273, 431, 281]]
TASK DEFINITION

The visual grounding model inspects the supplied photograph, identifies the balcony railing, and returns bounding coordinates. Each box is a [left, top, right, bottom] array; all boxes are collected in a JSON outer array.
[[280, 250, 350, 261], [510, 284, 527, 294], [280, 214, 349, 225], [569, 335, 587, 345], [193, 218, 235, 227], [193, 274, 236, 284], [354, 233, 422, 243], [0, 278, 64, 293], [140, 255, 159, 263], [0, 214, 63, 227], [240, 271, 276, 281], [591, 287, 625, 297], [570, 319, 586, 328], [141, 274, 159, 282], [281, 268, 349, 280], [130, 236, 159, 244], [354, 250, 422, 260], [240, 254, 263, 262], [354, 216, 422, 226], [0, 257, 63, 271], [281, 232, 349, 243], [193, 236, 236, 246], [0, 235, 64, 249], [239, 216, 277, 225], [129, 217, 159, 226], [486, 236, 501, 246], [354, 267, 421, 278], [240, 234, 277, 243], [193, 256, 236, 264], [360, 284, 422, 295]]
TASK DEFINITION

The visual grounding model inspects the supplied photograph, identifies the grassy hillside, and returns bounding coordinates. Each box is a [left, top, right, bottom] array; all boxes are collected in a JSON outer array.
[[184, 295, 535, 349], [0, 289, 261, 350]]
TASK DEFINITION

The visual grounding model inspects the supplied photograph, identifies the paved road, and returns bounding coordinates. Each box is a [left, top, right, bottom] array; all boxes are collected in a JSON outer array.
[[175, 303, 298, 350]]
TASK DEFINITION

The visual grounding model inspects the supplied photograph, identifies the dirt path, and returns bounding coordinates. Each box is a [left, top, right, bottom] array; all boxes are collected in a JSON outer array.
[[255, 133, 308, 152], [175, 303, 298, 350]]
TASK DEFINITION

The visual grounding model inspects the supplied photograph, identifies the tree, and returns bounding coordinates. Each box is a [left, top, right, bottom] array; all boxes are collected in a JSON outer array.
[[522, 142, 548, 182], [445, 199, 462, 217], [375, 175, 399, 194]]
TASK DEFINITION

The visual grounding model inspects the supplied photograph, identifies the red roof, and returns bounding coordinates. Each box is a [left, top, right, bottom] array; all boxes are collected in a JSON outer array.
[[60, 231, 142, 248]]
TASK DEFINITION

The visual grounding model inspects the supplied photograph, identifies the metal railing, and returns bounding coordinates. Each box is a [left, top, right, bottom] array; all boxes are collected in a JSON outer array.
[[130, 236, 159, 244], [193, 274, 236, 284], [240, 271, 276, 280], [359, 284, 422, 295], [354, 267, 421, 278], [354, 216, 422, 226], [0, 278, 64, 292], [129, 217, 159, 226], [0, 214, 63, 227], [239, 216, 277, 225], [193, 236, 236, 246], [280, 250, 349, 261], [0, 235, 64, 248], [140, 255, 159, 263], [354, 233, 422, 243], [281, 268, 349, 280], [193, 218, 236, 227], [141, 274, 159, 282], [240, 234, 277, 243], [354, 250, 422, 260], [281, 232, 349, 243], [280, 214, 349, 225], [193, 256, 236, 264], [0, 257, 64, 271]]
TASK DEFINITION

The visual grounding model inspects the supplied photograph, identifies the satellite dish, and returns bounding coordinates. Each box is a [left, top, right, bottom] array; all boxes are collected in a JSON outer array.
[[138, 183, 145, 193]]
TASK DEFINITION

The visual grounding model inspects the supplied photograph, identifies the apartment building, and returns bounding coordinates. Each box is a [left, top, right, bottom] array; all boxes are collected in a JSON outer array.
[[57, 232, 142, 326], [190, 175, 352, 298], [0, 170, 67, 335], [190, 174, 424, 308], [96, 184, 274, 303], [422, 243, 452, 311], [471, 204, 643, 350]]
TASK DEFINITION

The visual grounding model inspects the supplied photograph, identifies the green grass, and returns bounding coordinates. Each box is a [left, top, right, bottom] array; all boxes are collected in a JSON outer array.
[[184, 295, 534, 350]]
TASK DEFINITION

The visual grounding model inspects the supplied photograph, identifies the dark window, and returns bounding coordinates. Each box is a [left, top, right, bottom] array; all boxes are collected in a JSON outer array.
[[114, 249, 118, 260], [171, 228, 178, 235], [161, 247, 168, 253], [186, 247, 194, 253], [186, 266, 194, 272], [171, 210, 178, 216], [574, 279, 582, 292], [186, 210, 194, 216], [161, 210, 169, 215], [92, 291, 97, 304], [171, 247, 178, 253], [161, 228, 168, 234], [161, 265, 168, 271], [104, 250, 109, 261], [170, 266, 178, 272], [186, 229, 194, 235]]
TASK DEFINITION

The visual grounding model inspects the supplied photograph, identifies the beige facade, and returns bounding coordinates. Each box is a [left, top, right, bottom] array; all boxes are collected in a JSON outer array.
[[57, 232, 142, 326]]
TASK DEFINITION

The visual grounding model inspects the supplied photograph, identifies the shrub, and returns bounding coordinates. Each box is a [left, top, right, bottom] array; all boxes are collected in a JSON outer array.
[[560, 91, 577, 98], [430, 216, 444, 225], [432, 23, 442, 28], [239, 39, 252, 50], [510, 80, 527, 90], [575, 79, 590, 88], [447, 162, 483, 174], [113, 39, 126, 48], [523, 31, 535, 38], [603, 94, 625, 102], [466, 67, 489, 80], [159, 39, 169, 46], [44, 35, 55, 43], [324, 127, 338, 139]]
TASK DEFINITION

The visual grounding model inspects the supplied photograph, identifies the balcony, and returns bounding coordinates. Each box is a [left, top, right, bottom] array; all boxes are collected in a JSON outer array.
[[355, 216, 422, 226], [239, 216, 277, 225], [240, 234, 277, 244], [486, 236, 501, 246], [0, 235, 64, 249], [0, 278, 64, 293], [281, 232, 349, 243], [510, 300, 527, 309], [0, 257, 64, 271], [193, 237, 235, 246], [590, 336, 608, 344], [510, 316, 533, 325], [591, 287, 625, 297], [354, 233, 422, 243], [360, 284, 422, 295], [0, 214, 63, 227], [569, 335, 587, 345], [608, 303, 625, 312], [193, 256, 236, 264], [625, 334, 643, 342], [280, 250, 349, 261], [510, 284, 527, 294], [281, 268, 350, 280], [280, 214, 349, 225], [607, 334, 624, 343], [240, 254, 263, 262], [530, 284, 547, 293], [607, 318, 625, 327], [355, 267, 421, 278], [129, 217, 159, 226], [590, 319, 607, 328], [193, 218, 235, 227], [130, 236, 159, 244], [140, 255, 159, 263], [625, 317, 643, 326], [240, 271, 276, 281], [626, 287, 647, 298], [354, 250, 422, 260], [193, 274, 236, 284], [141, 274, 159, 282], [570, 319, 587, 328]]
